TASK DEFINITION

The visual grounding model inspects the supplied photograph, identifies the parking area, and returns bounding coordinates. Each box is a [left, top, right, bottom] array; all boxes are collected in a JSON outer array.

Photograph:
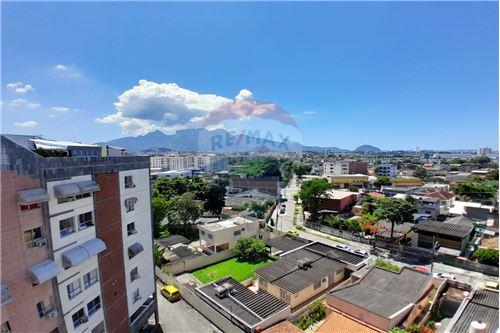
[[156, 282, 221, 333]]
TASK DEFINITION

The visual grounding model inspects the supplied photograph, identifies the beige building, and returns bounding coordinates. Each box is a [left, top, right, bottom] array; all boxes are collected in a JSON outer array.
[[198, 216, 260, 253]]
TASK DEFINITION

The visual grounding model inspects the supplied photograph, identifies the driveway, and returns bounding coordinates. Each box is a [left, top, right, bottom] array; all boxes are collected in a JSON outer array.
[[156, 282, 221, 333]]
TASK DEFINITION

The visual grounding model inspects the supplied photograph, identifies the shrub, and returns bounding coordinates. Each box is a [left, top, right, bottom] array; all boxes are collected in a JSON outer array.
[[426, 321, 436, 329], [375, 258, 401, 272], [408, 324, 420, 333], [389, 328, 408, 333], [295, 301, 326, 330], [473, 249, 499, 266], [296, 225, 305, 231], [234, 237, 267, 262]]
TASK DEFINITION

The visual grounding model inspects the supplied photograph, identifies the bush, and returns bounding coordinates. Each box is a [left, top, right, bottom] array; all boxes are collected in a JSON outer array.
[[375, 258, 401, 272], [473, 249, 499, 266], [389, 328, 408, 333], [295, 301, 326, 330], [296, 225, 305, 231], [234, 237, 267, 262]]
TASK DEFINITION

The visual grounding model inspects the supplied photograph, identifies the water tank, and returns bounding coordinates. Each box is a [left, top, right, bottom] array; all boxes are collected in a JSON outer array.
[[469, 321, 487, 333]]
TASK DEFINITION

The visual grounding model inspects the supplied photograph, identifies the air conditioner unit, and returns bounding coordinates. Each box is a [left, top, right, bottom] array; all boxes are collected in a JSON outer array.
[[80, 315, 88, 323], [33, 238, 47, 247], [129, 229, 138, 235], [46, 309, 58, 319]]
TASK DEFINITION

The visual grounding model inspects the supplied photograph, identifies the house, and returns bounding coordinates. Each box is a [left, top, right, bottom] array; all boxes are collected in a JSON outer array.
[[416, 196, 443, 219], [445, 288, 499, 333], [316, 308, 384, 333], [254, 242, 369, 309], [262, 320, 303, 333], [382, 186, 421, 197], [411, 220, 474, 255], [265, 235, 311, 255], [390, 178, 423, 188], [198, 216, 260, 253], [195, 277, 291, 333], [375, 220, 414, 241], [328, 174, 368, 188], [413, 213, 432, 223], [326, 267, 433, 332], [322, 190, 359, 213], [421, 183, 450, 192]]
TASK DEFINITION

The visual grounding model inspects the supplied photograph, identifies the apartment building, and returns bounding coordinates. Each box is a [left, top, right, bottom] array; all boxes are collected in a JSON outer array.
[[323, 161, 368, 176], [150, 154, 229, 172], [1, 135, 158, 333], [375, 163, 398, 177]]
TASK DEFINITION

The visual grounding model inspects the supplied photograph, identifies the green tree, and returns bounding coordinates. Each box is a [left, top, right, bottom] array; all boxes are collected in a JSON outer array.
[[453, 182, 498, 201], [374, 176, 392, 187], [374, 198, 416, 240], [473, 249, 499, 266], [414, 167, 428, 180], [347, 185, 358, 192], [292, 162, 312, 179], [152, 195, 169, 238], [298, 178, 334, 220], [153, 243, 165, 267], [167, 192, 204, 224], [204, 181, 226, 214], [487, 168, 499, 181], [234, 237, 267, 262]]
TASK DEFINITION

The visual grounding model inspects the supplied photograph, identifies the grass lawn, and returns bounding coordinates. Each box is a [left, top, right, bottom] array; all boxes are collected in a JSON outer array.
[[193, 257, 271, 284]]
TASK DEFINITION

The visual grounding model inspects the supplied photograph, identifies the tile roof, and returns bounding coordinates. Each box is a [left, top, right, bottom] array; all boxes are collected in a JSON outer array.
[[316, 309, 384, 333], [449, 289, 499, 333], [196, 277, 289, 327], [329, 267, 432, 319], [426, 191, 456, 200], [262, 320, 303, 333], [413, 220, 474, 238]]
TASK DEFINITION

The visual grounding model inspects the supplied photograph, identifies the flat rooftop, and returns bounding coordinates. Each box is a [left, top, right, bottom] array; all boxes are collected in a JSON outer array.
[[199, 216, 255, 232]]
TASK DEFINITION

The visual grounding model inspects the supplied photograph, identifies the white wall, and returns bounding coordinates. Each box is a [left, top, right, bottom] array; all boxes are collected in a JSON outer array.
[[119, 169, 155, 317]]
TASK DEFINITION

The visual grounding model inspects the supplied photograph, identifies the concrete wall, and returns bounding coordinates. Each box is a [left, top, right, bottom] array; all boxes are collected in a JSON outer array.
[[167, 249, 236, 275]]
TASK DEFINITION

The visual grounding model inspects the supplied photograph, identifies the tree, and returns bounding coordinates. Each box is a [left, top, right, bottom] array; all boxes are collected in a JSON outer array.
[[234, 237, 267, 262], [374, 198, 416, 240], [374, 176, 391, 187], [152, 195, 169, 238], [414, 167, 428, 180], [487, 168, 499, 181], [204, 181, 226, 214], [167, 192, 204, 224], [473, 249, 499, 266], [347, 185, 358, 192], [453, 182, 498, 201], [292, 162, 312, 179], [360, 214, 379, 234], [298, 178, 334, 220], [153, 243, 165, 267]]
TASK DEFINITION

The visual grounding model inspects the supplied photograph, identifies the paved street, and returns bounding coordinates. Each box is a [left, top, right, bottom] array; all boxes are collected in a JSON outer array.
[[156, 282, 221, 333]]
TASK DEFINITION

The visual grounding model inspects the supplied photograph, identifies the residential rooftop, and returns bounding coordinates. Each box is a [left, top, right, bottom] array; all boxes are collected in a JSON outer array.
[[448, 289, 499, 333], [326, 189, 359, 200], [265, 235, 311, 253], [413, 220, 474, 238], [316, 308, 384, 333], [199, 216, 256, 232]]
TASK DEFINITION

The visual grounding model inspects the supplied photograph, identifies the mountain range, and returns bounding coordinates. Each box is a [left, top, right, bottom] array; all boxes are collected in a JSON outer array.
[[102, 129, 380, 153]]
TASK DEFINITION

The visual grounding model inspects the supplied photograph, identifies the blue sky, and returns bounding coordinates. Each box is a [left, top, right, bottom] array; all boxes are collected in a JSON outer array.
[[2, 2, 498, 150]]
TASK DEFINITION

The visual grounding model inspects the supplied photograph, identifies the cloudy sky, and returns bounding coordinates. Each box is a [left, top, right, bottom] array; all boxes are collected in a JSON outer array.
[[1, 2, 498, 149]]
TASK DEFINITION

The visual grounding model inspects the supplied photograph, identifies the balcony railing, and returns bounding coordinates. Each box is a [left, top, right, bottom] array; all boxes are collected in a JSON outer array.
[[68, 287, 82, 300], [87, 304, 101, 317], [60, 227, 75, 238], [84, 277, 98, 289]]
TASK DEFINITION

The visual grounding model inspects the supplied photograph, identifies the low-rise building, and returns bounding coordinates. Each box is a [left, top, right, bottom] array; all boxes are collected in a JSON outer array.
[[326, 267, 433, 332], [323, 161, 368, 176], [231, 175, 280, 196], [375, 164, 397, 177], [411, 220, 474, 255], [322, 190, 359, 213], [416, 196, 444, 219], [327, 174, 368, 188], [198, 216, 260, 253]]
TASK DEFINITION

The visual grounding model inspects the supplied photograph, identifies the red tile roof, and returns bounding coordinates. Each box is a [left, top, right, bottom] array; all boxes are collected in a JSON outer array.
[[316, 309, 384, 333]]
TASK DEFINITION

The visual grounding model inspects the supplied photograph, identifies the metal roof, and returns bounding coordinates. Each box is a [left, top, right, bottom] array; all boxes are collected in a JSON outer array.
[[265, 236, 311, 253], [17, 188, 49, 205], [305, 243, 366, 266], [27, 259, 60, 284], [196, 277, 290, 328], [329, 267, 432, 319], [157, 235, 190, 248], [413, 220, 474, 238], [449, 289, 499, 333]]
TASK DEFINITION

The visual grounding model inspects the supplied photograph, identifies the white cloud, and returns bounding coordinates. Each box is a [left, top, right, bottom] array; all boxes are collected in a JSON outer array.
[[53, 64, 83, 78], [303, 111, 317, 116], [6, 82, 34, 94], [9, 98, 41, 109], [55, 64, 68, 71], [51, 106, 70, 112], [14, 120, 38, 128]]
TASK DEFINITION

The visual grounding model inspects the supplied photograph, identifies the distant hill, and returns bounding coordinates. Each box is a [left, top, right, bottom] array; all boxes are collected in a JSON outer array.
[[353, 144, 382, 153]]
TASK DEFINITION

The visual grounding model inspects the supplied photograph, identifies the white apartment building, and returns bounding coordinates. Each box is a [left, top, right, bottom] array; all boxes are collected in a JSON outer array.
[[198, 217, 260, 253], [150, 154, 229, 172], [375, 163, 398, 177], [323, 161, 350, 176]]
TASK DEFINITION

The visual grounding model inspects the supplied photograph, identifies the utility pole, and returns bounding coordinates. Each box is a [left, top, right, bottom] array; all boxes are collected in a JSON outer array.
[[430, 236, 439, 273]]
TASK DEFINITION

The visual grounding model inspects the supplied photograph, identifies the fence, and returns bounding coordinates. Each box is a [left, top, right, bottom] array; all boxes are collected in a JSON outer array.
[[166, 249, 236, 275], [305, 222, 373, 244]]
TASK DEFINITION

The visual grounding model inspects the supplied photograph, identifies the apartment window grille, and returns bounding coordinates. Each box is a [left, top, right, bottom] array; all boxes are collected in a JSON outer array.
[[78, 211, 94, 230], [132, 288, 141, 303], [36, 301, 46, 318], [24, 227, 43, 248], [57, 193, 90, 204], [59, 217, 75, 237], [127, 222, 137, 236], [72, 308, 86, 328], [83, 269, 99, 289], [67, 279, 82, 299], [20, 203, 40, 212], [87, 296, 101, 316], [125, 176, 135, 189], [130, 267, 140, 282], [125, 198, 137, 212]]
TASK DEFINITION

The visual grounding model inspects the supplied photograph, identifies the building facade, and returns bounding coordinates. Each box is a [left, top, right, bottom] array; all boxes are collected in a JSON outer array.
[[323, 161, 368, 176], [1, 135, 158, 333], [150, 154, 228, 172], [375, 164, 398, 177]]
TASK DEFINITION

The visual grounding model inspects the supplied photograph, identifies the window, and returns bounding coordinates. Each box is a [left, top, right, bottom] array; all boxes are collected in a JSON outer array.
[[57, 193, 90, 204], [36, 301, 46, 318], [59, 217, 75, 237], [78, 212, 94, 230], [200, 230, 205, 236], [20, 203, 40, 212], [132, 288, 141, 303], [127, 222, 137, 236], [87, 296, 101, 316], [125, 176, 135, 189], [91, 322, 105, 333], [72, 308, 86, 328], [234, 230, 241, 236], [83, 269, 99, 289], [24, 227, 43, 248], [130, 267, 140, 282], [67, 279, 82, 299], [207, 233, 213, 240], [125, 198, 136, 212], [1, 321, 12, 333], [313, 280, 322, 290]]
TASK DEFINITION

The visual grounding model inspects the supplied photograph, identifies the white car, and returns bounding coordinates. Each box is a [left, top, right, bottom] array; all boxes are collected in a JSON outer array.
[[433, 272, 455, 280], [352, 249, 369, 257], [334, 244, 350, 251]]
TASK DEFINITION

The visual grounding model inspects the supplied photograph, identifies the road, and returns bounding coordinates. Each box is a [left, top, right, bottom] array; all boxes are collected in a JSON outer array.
[[156, 282, 221, 333], [276, 176, 498, 290]]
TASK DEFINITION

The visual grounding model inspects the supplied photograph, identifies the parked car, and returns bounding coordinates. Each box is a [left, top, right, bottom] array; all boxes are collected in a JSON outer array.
[[287, 229, 299, 237], [433, 272, 456, 280], [160, 285, 181, 302], [334, 244, 350, 251], [352, 249, 369, 257]]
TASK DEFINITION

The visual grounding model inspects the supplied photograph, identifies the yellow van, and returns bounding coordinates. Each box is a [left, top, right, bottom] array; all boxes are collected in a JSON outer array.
[[160, 285, 181, 302]]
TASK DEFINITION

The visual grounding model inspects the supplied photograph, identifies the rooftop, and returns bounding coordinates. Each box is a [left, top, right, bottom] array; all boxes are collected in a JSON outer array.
[[326, 189, 358, 200], [196, 276, 289, 328], [262, 320, 302, 333], [199, 216, 256, 232], [329, 266, 432, 319], [156, 235, 190, 248], [265, 235, 311, 253], [413, 220, 474, 238], [449, 289, 499, 333], [316, 308, 384, 333]]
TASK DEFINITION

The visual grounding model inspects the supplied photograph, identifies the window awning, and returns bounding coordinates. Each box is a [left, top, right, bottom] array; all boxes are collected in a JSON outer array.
[[54, 180, 100, 198], [1, 283, 13, 305], [27, 260, 60, 284], [125, 197, 138, 206], [128, 243, 144, 258], [17, 188, 50, 205], [62, 238, 107, 268]]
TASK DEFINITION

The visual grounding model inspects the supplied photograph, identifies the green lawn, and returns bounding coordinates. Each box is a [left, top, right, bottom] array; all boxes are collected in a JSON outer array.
[[193, 257, 271, 284]]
